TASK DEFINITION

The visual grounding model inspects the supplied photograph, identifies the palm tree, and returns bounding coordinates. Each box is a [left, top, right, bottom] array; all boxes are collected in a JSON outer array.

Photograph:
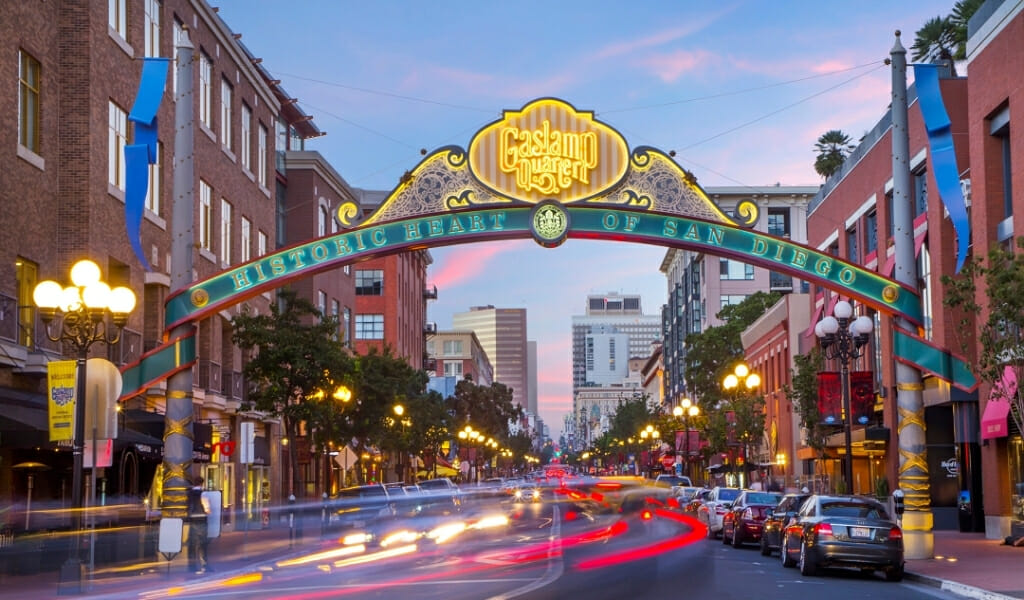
[[813, 130, 855, 179], [911, 0, 983, 70]]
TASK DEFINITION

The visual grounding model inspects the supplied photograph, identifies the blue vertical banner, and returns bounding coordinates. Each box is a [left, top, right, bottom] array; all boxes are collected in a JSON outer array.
[[913, 64, 971, 273], [125, 57, 170, 271]]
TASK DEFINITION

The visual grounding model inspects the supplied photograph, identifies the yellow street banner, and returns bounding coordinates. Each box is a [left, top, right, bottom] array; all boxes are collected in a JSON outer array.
[[48, 360, 77, 442]]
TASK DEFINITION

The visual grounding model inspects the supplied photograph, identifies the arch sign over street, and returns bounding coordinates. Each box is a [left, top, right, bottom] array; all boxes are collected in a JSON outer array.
[[123, 98, 945, 398]]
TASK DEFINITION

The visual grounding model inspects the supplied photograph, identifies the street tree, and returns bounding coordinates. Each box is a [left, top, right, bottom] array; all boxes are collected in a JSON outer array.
[[231, 288, 354, 497], [942, 237, 1024, 437]]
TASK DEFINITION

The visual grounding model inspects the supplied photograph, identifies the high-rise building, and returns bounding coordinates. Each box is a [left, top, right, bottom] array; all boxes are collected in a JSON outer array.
[[571, 293, 661, 394], [527, 341, 538, 415], [452, 306, 528, 409]]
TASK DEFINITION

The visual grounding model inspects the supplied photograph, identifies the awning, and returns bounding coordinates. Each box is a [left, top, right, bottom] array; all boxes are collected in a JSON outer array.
[[981, 401, 1011, 440]]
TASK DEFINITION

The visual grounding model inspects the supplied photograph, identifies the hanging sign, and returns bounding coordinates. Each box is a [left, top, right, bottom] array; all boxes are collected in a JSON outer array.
[[48, 360, 77, 442], [818, 371, 842, 425]]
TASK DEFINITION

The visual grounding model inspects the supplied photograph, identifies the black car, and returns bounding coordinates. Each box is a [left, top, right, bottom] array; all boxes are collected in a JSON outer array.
[[760, 492, 811, 556], [780, 494, 904, 581]]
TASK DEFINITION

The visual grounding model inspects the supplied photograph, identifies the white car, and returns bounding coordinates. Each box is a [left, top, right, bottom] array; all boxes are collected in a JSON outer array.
[[698, 487, 741, 538]]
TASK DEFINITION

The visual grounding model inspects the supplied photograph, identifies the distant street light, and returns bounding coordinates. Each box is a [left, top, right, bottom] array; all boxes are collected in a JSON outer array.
[[722, 363, 760, 488], [673, 397, 700, 481]]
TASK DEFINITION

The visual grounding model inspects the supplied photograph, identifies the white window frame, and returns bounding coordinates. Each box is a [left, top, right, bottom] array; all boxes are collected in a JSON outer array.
[[355, 314, 384, 340], [19, 50, 41, 154], [444, 360, 464, 378], [240, 216, 251, 262], [144, 0, 160, 58], [257, 123, 268, 187], [109, 0, 127, 39], [145, 141, 162, 214], [257, 230, 267, 256], [108, 101, 128, 190], [199, 53, 212, 129], [220, 199, 232, 264], [199, 180, 212, 251], [220, 78, 233, 150], [240, 103, 251, 171]]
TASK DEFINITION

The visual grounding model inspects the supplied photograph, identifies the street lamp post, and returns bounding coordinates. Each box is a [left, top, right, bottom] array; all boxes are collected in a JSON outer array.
[[33, 260, 136, 593], [639, 424, 660, 478], [814, 299, 874, 494], [673, 398, 700, 482], [722, 364, 761, 488]]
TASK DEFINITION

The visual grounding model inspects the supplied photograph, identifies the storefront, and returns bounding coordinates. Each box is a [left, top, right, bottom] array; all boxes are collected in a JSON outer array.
[[243, 436, 271, 528]]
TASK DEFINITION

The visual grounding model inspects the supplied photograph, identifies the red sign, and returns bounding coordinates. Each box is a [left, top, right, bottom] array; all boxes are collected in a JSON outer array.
[[661, 454, 676, 468], [818, 371, 841, 425], [850, 371, 875, 425]]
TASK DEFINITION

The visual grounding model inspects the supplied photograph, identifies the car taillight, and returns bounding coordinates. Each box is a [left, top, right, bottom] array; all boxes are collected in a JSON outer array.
[[641, 509, 653, 521], [813, 522, 834, 539], [889, 526, 903, 540]]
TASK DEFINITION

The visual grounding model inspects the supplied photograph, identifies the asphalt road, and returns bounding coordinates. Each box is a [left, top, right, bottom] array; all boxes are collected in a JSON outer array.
[[101, 496, 973, 600]]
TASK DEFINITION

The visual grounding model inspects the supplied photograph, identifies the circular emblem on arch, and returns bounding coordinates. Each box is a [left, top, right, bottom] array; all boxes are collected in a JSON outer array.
[[881, 285, 900, 304], [531, 200, 570, 248], [190, 289, 210, 308]]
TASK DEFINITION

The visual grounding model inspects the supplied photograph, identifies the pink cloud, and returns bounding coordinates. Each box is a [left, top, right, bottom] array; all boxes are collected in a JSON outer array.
[[428, 241, 528, 289], [637, 50, 716, 83]]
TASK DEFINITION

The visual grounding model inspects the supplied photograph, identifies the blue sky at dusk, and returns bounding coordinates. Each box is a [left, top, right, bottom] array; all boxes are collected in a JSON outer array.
[[216, 1, 955, 435]]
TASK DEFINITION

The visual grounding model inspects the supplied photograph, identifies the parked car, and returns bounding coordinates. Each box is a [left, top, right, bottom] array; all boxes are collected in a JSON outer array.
[[780, 494, 904, 581], [721, 490, 782, 547], [697, 486, 741, 538], [759, 492, 811, 556], [684, 488, 712, 514], [654, 474, 693, 488]]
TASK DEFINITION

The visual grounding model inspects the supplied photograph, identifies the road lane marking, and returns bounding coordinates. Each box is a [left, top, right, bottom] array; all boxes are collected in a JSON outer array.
[[487, 505, 563, 600]]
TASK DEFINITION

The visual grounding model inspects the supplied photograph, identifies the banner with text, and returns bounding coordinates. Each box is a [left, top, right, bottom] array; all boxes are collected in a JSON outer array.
[[48, 360, 76, 442]]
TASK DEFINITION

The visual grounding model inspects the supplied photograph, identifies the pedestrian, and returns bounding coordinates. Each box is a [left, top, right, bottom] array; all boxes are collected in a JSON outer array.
[[187, 476, 211, 574]]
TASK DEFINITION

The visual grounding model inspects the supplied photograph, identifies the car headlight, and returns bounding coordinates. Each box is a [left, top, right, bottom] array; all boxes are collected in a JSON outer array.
[[514, 489, 523, 499]]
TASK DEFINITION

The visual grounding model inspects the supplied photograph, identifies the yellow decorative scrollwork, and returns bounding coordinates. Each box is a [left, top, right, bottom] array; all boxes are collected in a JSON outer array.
[[897, 407, 926, 433], [898, 447, 929, 474], [733, 200, 759, 227], [335, 202, 360, 227], [165, 414, 194, 440]]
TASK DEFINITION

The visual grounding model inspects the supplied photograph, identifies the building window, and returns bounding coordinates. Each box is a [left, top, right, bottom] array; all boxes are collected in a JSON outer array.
[[719, 259, 754, 280], [108, 101, 128, 189], [145, 142, 162, 215], [343, 307, 352, 345], [767, 208, 790, 238], [913, 169, 928, 217], [355, 314, 384, 340], [885, 191, 895, 238], [609, 338, 616, 371], [319, 205, 329, 237], [220, 199, 232, 263], [443, 340, 463, 355], [444, 361, 464, 378], [865, 211, 878, 255], [331, 299, 340, 338], [257, 230, 267, 256], [317, 290, 327, 316], [109, 0, 127, 39], [992, 110, 1012, 219], [240, 103, 251, 171], [16, 257, 37, 347], [199, 52, 212, 129], [199, 180, 212, 251], [846, 226, 858, 264], [257, 123, 268, 188], [144, 0, 160, 58], [220, 78, 233, 150], [919, 244, 933, 340], [721, 295, 748, 310], [355, 270, 383, 295], [240, 216, 251, 262], [19, 50, 40, 154]]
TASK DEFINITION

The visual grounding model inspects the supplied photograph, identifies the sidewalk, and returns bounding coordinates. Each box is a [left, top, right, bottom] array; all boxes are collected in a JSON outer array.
[[0, 520, 326, 599], [906, 530, 1024, 600]]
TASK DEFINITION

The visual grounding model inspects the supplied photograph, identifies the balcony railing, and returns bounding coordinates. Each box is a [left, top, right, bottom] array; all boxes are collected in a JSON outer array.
[[424, 322, 437, 334], [423, 357, 437, 372], [423, 285, 438, 300], [197, 359, 222, 393]]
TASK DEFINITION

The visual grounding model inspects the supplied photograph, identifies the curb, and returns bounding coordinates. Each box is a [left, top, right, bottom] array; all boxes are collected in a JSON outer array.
[[906, 571, 1020, 600]]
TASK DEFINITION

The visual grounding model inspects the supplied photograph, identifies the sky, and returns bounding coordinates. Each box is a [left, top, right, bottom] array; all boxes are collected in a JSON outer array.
[[215, 0, 955, 437]]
